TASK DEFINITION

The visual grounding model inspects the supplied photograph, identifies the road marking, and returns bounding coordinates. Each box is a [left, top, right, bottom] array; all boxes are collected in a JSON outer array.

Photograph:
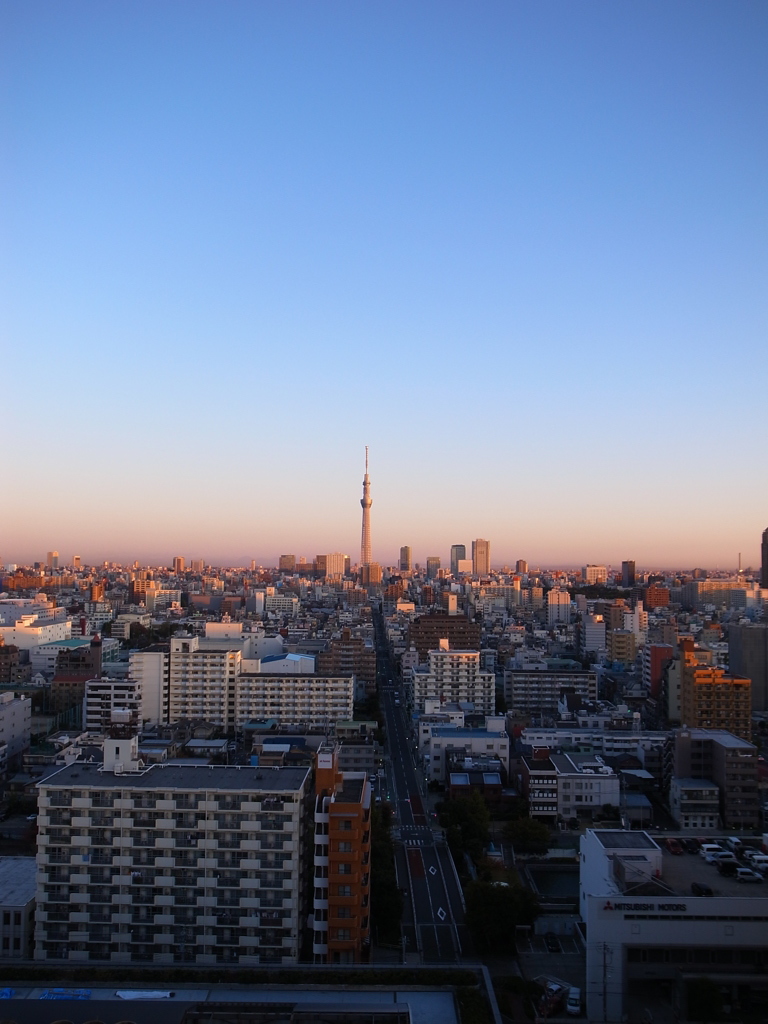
[[429, 866, 437, 875], [437, 907, 446, 921]]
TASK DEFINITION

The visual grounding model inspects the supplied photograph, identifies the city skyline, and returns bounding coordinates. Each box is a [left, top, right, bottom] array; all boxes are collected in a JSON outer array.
[[3, 3, 767, 569]]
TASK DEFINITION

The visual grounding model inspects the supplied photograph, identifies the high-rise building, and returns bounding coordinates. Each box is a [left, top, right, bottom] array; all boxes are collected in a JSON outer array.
[[408, 613, 481, 662], [311, 744, 371, 964], [190, 558, 205, 573], [316, 627, 376, 695], [673, 728, 759, 830], [546, 587, 571, 626], [411, 640, 495, 715], [399, 546, 412, 572], [582, 565, 608, 585], [72, 555, 81, 570], [621, 560, 636, 588], [172, 555, 185, 574], [279, 554, 296, 572], [679, 638, 751, 740], [515, 559, 528, 574], [46, 551, 59, 570], [472, 538, 490, 576], [359, 446, 372, 566], [426, 556, 440, 580], [323, 552, 347, 579], [450, 545, 466, 576], [35, 740, 312, 965], [728, 623, 768, 711], [762, 527, 768, 588], [359, 562, 382, 585], [50, 635, 103, 716]]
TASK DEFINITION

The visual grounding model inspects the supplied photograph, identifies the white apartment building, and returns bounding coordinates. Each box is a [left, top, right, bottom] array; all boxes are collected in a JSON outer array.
[[546, 588, 571, 626], [504, 668, 598, 712], [128, 646, 168, 725], [0, 615, 71, 649], [411, 641, 495, 716], [169, 635, 242, 728], [83, 678, 142, 733], [623, 601, 648, 645], [236, 673, 354, 730], [35, 739, 311, 965], [0, 693, 31, 768]]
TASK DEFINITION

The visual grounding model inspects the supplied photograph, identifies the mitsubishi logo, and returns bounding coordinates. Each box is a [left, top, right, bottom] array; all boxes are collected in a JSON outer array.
[[603, 900, 614, 911]]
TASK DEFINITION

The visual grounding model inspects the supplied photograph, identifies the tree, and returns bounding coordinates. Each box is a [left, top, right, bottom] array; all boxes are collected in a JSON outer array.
[[503, 817, 551, 854], [438, 792, 491, 861], [464, 881, 540, 953], [370, 805, 403, 945]]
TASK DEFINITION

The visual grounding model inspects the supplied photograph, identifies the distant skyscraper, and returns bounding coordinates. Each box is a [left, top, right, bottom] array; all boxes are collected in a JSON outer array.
[[621, 560, 636, 588], [762, 527, 768, 588], [450, 544, 466, 576], [173, 556, 185, 574], [426, 556, 440, 579], [72, 555, 81, 570], [399, 546, 412, 572], [360, 447, 372, 566], [516, 559, 528, 574], [279, 554, 296, 572], [46, 551, 59, 570], [472, 539, 490, 576]]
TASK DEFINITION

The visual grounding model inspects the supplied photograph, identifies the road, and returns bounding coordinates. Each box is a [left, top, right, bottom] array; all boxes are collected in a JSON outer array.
[[373, 609, 468, 963]]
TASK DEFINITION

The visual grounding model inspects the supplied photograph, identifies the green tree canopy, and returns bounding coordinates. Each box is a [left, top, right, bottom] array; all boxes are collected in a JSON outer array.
[[464, 881, 540, 953], [438, 792, 491, 861], [503, 817, 551, 854]]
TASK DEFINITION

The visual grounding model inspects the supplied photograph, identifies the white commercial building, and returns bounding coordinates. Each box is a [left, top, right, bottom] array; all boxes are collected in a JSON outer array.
[[0, 615, 71, 649], [168, 635, 242, 728], [580, 829, 768, 1022], [423, 718, 509, 783], [0, 599, 68, 627], [582, 565, 608, 585]]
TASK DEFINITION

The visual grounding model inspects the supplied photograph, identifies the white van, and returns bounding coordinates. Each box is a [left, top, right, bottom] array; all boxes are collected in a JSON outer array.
[[700, 843, 723, 859], [566, 987, 581, 1016], [725, 837, 743, 854]]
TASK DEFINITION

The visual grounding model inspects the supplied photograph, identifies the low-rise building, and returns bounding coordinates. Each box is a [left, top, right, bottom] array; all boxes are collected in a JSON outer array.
[[0, 858, 36, 959], [580, 829, 768, 1022]]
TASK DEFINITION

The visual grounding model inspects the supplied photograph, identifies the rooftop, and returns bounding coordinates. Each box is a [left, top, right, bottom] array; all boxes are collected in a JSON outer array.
[[38, 761, 311, 793], [0, 857, 36, 906], [593, 830, 659, 851]]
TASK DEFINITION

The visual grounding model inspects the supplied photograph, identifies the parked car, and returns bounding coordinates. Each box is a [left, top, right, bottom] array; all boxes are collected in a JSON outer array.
[[691, 882, 713, 896], [736, 868, 763, 883], [706, 851, 737, 865], [665, 838, 684, 855], [683, 838, 701, 854], [717, 860, 738, 876], [545, 933, 561, 953]]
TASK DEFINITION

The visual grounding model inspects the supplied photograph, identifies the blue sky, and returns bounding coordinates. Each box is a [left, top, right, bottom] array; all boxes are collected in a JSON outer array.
[[2, 1, 766, 568]]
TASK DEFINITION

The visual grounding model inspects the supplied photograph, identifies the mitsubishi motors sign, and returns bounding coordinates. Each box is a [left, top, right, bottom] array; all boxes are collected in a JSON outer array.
[[603, 900, 687, 912]]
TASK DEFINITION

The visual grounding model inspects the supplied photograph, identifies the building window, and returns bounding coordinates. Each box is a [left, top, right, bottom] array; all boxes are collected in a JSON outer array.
[[337, 885, 352, 897], [334, 928, 351, 940], [337, 907, 351, 919], [13, 914, 20, 926], [337, 820, 352, 831], [338, 864, 352, 875]]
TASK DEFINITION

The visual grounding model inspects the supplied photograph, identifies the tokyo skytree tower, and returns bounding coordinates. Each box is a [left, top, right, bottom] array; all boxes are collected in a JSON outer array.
[[360, 446, 372, 565]]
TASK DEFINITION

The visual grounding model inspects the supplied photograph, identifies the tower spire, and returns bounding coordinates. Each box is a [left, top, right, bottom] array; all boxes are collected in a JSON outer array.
[[360, 447, 372, 566]]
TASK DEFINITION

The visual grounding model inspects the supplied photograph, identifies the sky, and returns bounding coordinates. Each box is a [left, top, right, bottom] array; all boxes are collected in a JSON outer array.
[[2, 1, 767, 570]]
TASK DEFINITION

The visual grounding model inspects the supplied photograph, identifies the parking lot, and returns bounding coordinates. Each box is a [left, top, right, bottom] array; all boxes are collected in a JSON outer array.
[[516, 934, 581, 955]]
